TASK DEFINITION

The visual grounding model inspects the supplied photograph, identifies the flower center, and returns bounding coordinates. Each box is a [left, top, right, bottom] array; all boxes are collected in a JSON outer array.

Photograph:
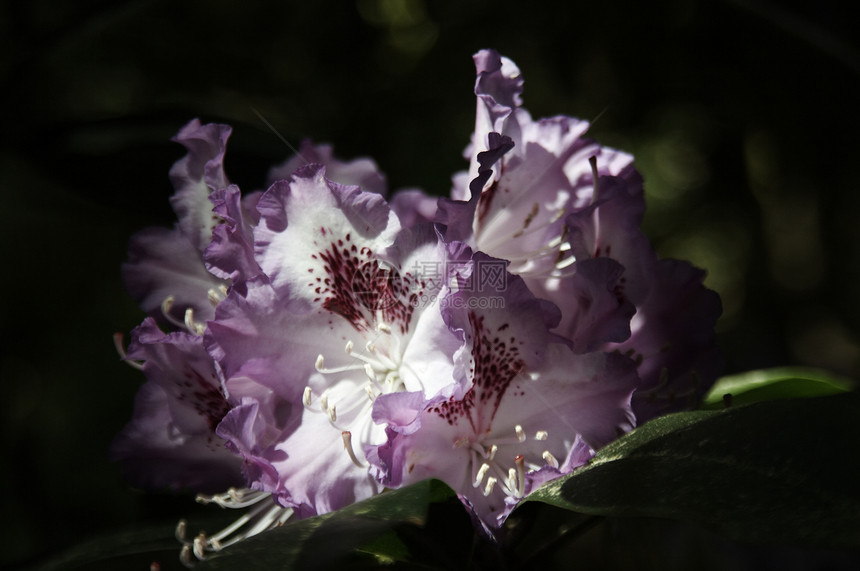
[[303, 313, 414, 469], [466, 424, 557, 501]]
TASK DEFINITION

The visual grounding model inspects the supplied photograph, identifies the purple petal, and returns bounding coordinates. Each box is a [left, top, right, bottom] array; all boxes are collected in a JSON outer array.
[[169, 119, 232, 252], [205, 185, 263, 289], [267, 140, 388, 196], [111, 318, 242, 493]]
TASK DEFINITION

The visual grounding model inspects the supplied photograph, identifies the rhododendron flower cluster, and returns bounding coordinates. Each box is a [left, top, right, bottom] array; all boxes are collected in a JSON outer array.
[[112, 50, 720, 563]]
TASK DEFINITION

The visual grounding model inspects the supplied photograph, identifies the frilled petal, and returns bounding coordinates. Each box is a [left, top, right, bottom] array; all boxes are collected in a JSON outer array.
[[565, 174, 723, 417], [169, 119, 232, 252], [466, 49, 524, 186], [215, 398, 289, 497], [530, 257, 635, 353], [267, 140, 387, 196], [206, 278, 324, 403], [110, 318, 242, 493], [123, 120, 233, 325], [437, 132, 514, 243], [205, 185, 263, 289], [250, 409, 380, 518], [254, 165, 400, 309], [565, 173, 654, 300], [613, 259, 723, 421], [389, 189, 439, 229]]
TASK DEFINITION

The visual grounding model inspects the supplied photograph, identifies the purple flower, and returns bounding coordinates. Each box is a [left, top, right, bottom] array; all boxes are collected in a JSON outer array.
[[116, 127, 413, 562], [113, 48, 722, 556], [367, 250, 638, 530], [205, 165, 467, 518], [439, 50, 722, 421]]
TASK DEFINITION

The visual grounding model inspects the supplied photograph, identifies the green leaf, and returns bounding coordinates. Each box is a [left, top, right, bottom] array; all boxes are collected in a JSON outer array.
[[702, 367, 854, 409], [30, 522, 192, 571], [524, 392, 860, 548], [197, 479, 495, 570]]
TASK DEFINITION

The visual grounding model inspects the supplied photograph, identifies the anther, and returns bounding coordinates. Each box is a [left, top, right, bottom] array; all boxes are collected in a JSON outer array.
[[328, 405, 337, 422], [342, 431, 367, 468], [364, 363, 376, 381], [483, 476, 498, 496], [473, 463, 491, 487], [208, 287, 226, 307], [161, 296, 175, 316], [113, 333, 144, 370], [535, 430, 548, 441], [179, 545, 195, 567], [315, 355, 326, 371], [487, 444, 498, 460], [175, 519, 188, 541], [193, 533, 207, 560], [302, 387, 312, 407], [320, 393, 329, 411], [184, 308, 205, 335], [542, 450, 559, 469], [507, 468, 517, 490], [377, 322, 392, 334], [344, 340, 354, 354], [515, 424, 526, 443]]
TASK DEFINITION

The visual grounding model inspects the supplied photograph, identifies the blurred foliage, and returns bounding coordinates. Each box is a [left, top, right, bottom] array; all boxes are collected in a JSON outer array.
[[2, 0, 859, 568]]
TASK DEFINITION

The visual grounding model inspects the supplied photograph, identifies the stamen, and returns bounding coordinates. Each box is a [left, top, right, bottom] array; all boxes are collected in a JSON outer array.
[[515, 424, 526, 443], [207, 287, 227, 307], [515, 455, 526, 497], [185, 306, 207, 336], [161, 295, 175, 316], [507, 468, 517, 491], [345, 340, 354, 354], [179, 492, 294, 563], [196, 487, 271, 509], [542, 450, 559, 469], [303, 386, 312, 407], [175, 519, 188, 542], [535, 430, 548, 441], [193, 533, 207, 560], [315, 353, 366, 375], [483, 476, 498, 496], [160, 296, 189, 330], [377, 322, 392, 334], [342, 431, 367, 468], [179, 544, 194, 567], [113, 333, 144, 370], [328, 405, 337, 422], [473, 462, 491, 487], [589, 155, 600, 204], [487, 444, 498, 461]]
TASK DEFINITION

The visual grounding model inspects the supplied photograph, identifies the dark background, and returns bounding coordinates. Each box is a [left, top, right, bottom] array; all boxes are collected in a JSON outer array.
[[2, 0, 858, 568]]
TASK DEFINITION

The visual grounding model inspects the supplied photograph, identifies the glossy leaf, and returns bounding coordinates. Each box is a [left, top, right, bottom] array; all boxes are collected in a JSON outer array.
[[524, 392, 860, 548], [702, 367, 854, 409]]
